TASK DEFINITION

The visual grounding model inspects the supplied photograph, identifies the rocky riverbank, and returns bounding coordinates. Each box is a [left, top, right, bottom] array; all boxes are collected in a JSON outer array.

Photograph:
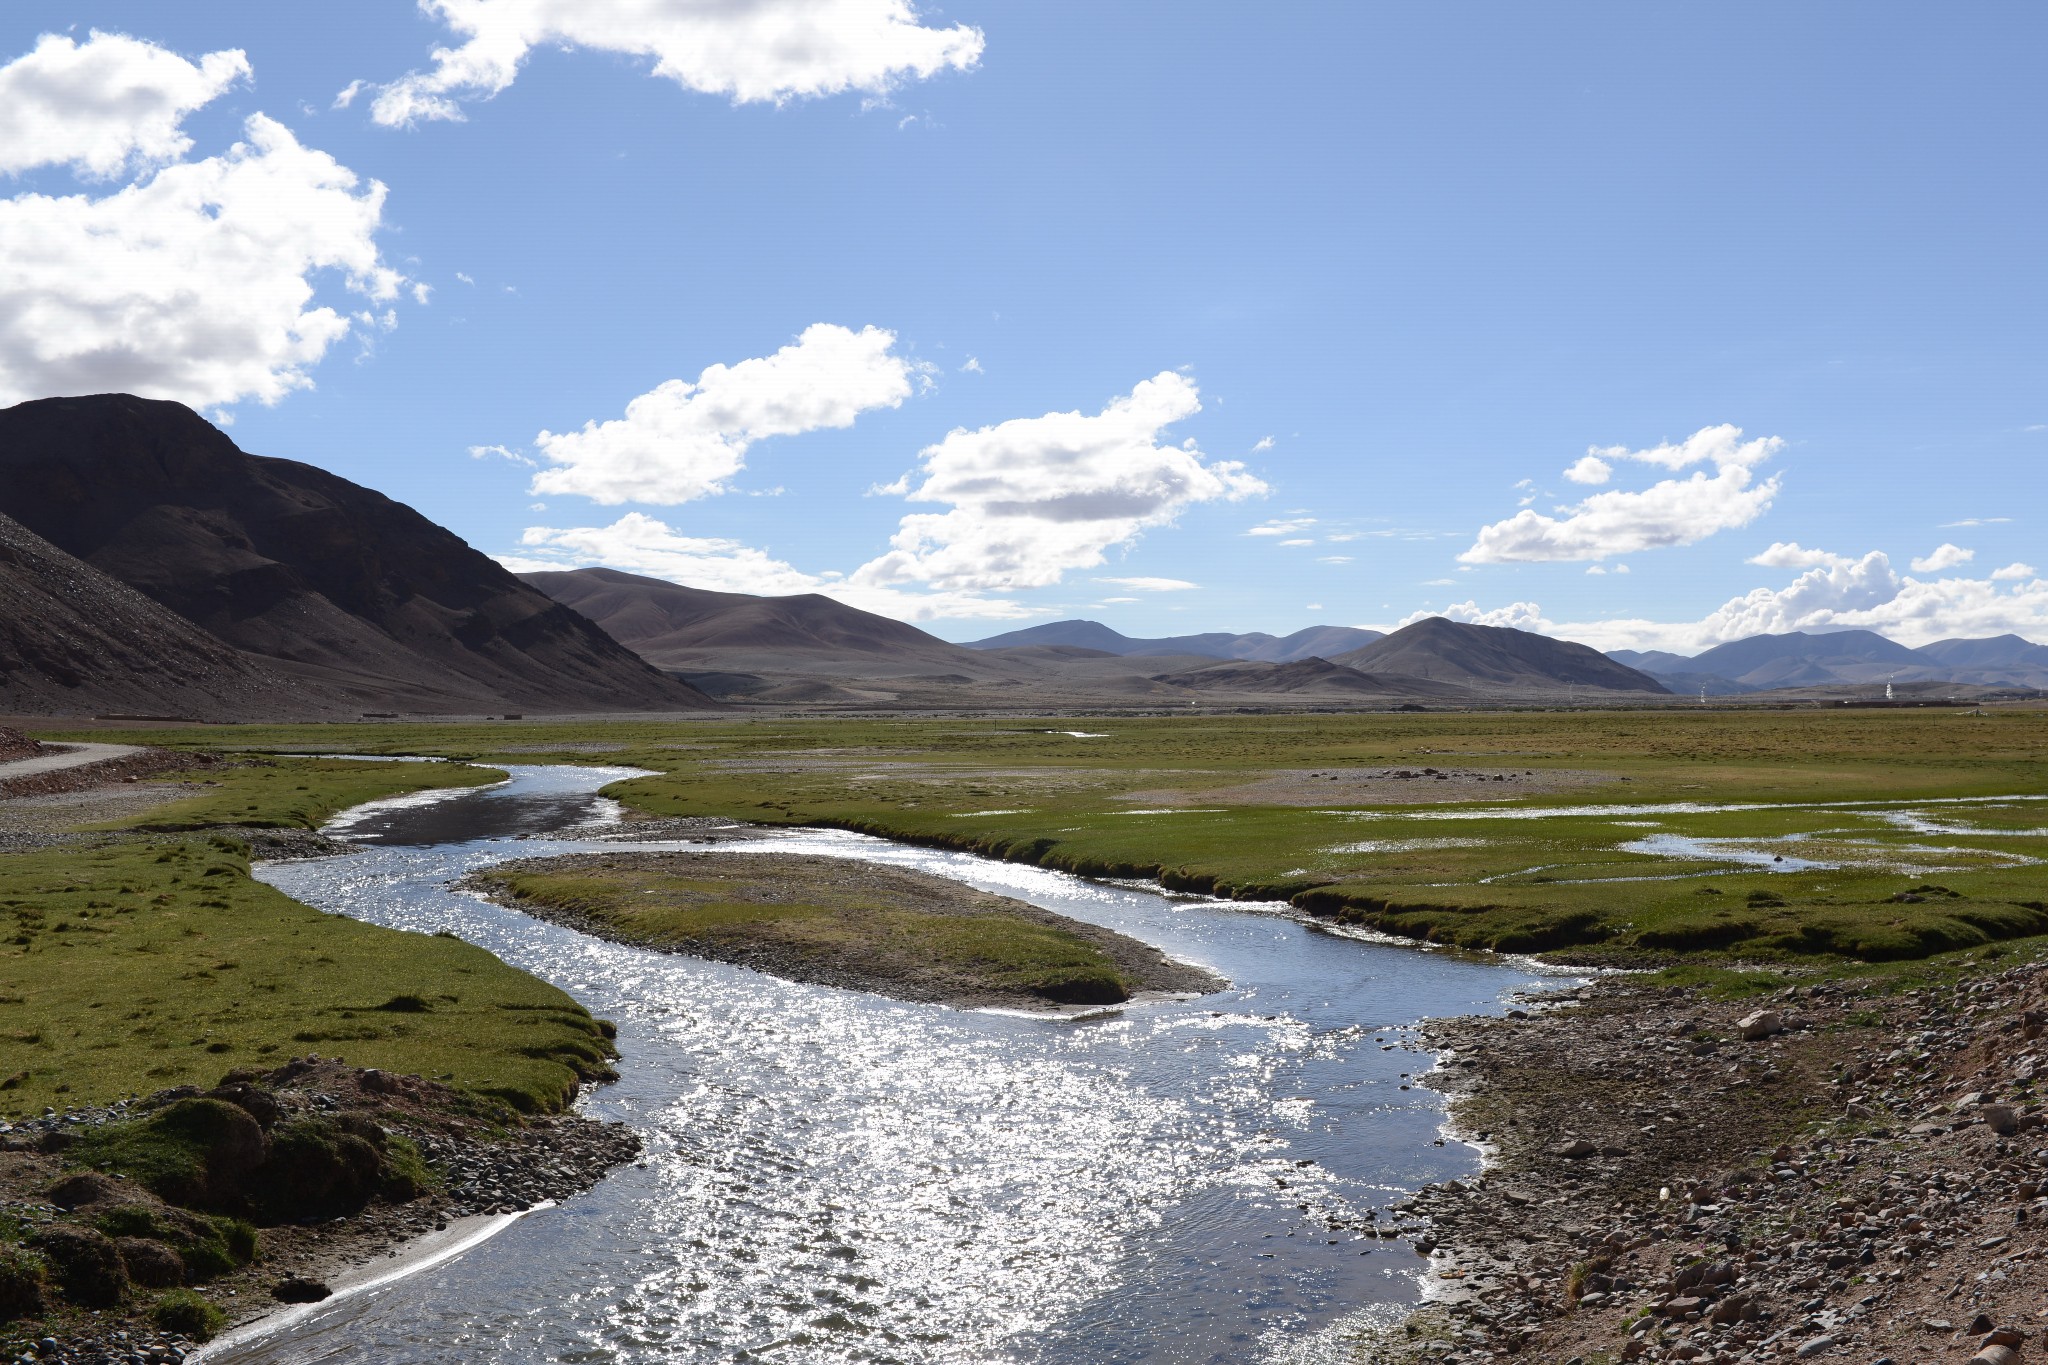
[[1362, 962, 2048, 1364], [0, 1060, 640, 1362]]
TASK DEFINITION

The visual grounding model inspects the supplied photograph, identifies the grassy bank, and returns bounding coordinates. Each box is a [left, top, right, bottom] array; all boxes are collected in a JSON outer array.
[[91, 754, 505, 831], [0, 838, 615, 1118], [469, 850, 1216, 1007]]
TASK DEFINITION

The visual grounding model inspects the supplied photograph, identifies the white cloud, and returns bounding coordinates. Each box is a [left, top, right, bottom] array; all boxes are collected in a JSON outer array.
[[469, 443, 534, 466], [1585, 565, 1605, 575], [530, 324, 915, 505], [1942, 517, 2012, 528], [1562, 454, 1611, 485], [1462, 425, 1784, 563], [851, 372, 1266, 593], [1095, 576, 1198, 592], [455, 270, 475, 285], [511, 512, 1035, 621], [1910, 542, 1975, 573], [0, 32, 250, 179], [1400, 600, 1548, 632], [0, 102, 408, 408], [1252, 435, 1275, 452], [1248, 517, 1315, 537], [361, 0, 985, 126], [1488, 551, 2048, 654], [1278, 538, 1314, 547], [1317, 555, 1353, 564], [959, 356, 983, 374], [1747, 541, 1850, 570]]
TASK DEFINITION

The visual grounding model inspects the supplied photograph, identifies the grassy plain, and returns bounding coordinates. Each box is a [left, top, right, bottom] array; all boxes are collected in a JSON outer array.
[[30, 708, 2048, 972], [88, 754, 504, 831]]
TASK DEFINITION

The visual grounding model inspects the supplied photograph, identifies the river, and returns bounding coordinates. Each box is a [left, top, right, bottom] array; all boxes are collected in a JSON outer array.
[[219, 763, 1555, 1364]]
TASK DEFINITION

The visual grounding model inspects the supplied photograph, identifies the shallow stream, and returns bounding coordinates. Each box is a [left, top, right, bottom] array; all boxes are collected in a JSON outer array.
[[222, 764, 1552, 1364]]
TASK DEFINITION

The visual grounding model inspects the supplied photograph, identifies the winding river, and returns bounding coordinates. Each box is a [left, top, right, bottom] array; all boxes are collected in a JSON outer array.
[[219, 764, 1554, 1364]]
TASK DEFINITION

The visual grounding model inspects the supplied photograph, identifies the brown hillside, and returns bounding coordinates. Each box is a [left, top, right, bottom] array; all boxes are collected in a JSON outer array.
[[1333, 617, 1668, 693]]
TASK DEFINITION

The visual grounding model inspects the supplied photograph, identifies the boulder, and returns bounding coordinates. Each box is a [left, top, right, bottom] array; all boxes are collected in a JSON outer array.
[[1737, 1010, 1785, 1041]]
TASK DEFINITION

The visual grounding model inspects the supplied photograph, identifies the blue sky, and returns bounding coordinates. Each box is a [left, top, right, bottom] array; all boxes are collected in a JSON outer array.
[[1, 3, 2042, 650]]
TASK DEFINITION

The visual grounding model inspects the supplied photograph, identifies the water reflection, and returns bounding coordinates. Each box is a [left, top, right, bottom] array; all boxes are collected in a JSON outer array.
[[226, 765, 1551, 1364]]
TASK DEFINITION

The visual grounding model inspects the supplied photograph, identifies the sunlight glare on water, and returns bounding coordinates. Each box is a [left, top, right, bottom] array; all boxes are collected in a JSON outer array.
[[224, 765, 1553, 1365]]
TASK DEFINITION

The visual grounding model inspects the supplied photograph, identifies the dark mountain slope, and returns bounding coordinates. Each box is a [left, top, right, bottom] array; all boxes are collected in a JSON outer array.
[[0, 510, 337, 718], [1149, 657, 1470, 698], [1334, 618, 1668, 693], [0, 395, 711, 713], [1917, 635, 2048, 669]]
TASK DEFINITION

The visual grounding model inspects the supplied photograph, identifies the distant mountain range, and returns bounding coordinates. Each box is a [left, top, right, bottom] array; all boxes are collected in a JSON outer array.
[[1610, 629, 2048, 694], [0, 395, 714, 718], [965, 619, 1384, 662], [5, 395, 2039, 721]]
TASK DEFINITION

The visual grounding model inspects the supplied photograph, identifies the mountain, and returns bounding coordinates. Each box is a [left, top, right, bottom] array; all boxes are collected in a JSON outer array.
[[0, 509, 332, 719], [1148, 657, 1470, 699], [0, 395, 713, 715], [1606, 648, 1700, 674], [1917, 635, 2048, 670], [519, 568, 981, 677], [1332, 618, 1669, 693], [964, 618, 1383, 661], [1685, 630, 1926, 688]]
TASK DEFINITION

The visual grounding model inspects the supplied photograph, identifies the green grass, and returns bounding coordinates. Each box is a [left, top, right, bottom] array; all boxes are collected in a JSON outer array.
[[27, 709, 2048, 971], [0, 838, 615, 1118], [88, 755, 505, 831], [478, 857, 1134, 1004]]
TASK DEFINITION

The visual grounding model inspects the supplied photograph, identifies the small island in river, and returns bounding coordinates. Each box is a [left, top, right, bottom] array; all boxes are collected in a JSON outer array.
[[465, 850, 1226, 1010]]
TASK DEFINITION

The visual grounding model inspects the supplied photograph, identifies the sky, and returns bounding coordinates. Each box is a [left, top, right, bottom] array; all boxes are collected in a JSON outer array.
[[0, 2, 2043, 653]]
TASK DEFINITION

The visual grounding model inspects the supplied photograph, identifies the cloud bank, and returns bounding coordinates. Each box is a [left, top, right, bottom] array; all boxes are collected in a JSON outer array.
[[362, 0, 985, 126], [1409, 549, 2048, 654]]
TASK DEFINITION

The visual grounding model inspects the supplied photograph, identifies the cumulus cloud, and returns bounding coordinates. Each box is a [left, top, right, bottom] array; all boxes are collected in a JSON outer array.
[[1462, 425, 1783, 563], [1909, 542, 1974, 573], [361, 0, 985, 126], [510, 512, 1035, 621], [1993, 563, 2039, 582], [1096, 576, 1198, 592], [0, 32, 251, 179], [529, 324, 916, 505], [0, 67, 408, 409], [850, 372, 1266, 593], [1747, 541, 1849, 570], [1562, 454, 1611, 485]]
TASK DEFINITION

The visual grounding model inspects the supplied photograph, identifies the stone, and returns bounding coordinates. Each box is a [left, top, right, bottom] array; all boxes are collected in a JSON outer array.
[[1738, 1010, 1785, 1041], [1980, 1103, 2020, 1136], [1551, 1139, 1598, 1159], [271, 1276, 331, 1303], [1794, 1335, 1836, 1358], [1970, 1347, 2019, 1365]]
